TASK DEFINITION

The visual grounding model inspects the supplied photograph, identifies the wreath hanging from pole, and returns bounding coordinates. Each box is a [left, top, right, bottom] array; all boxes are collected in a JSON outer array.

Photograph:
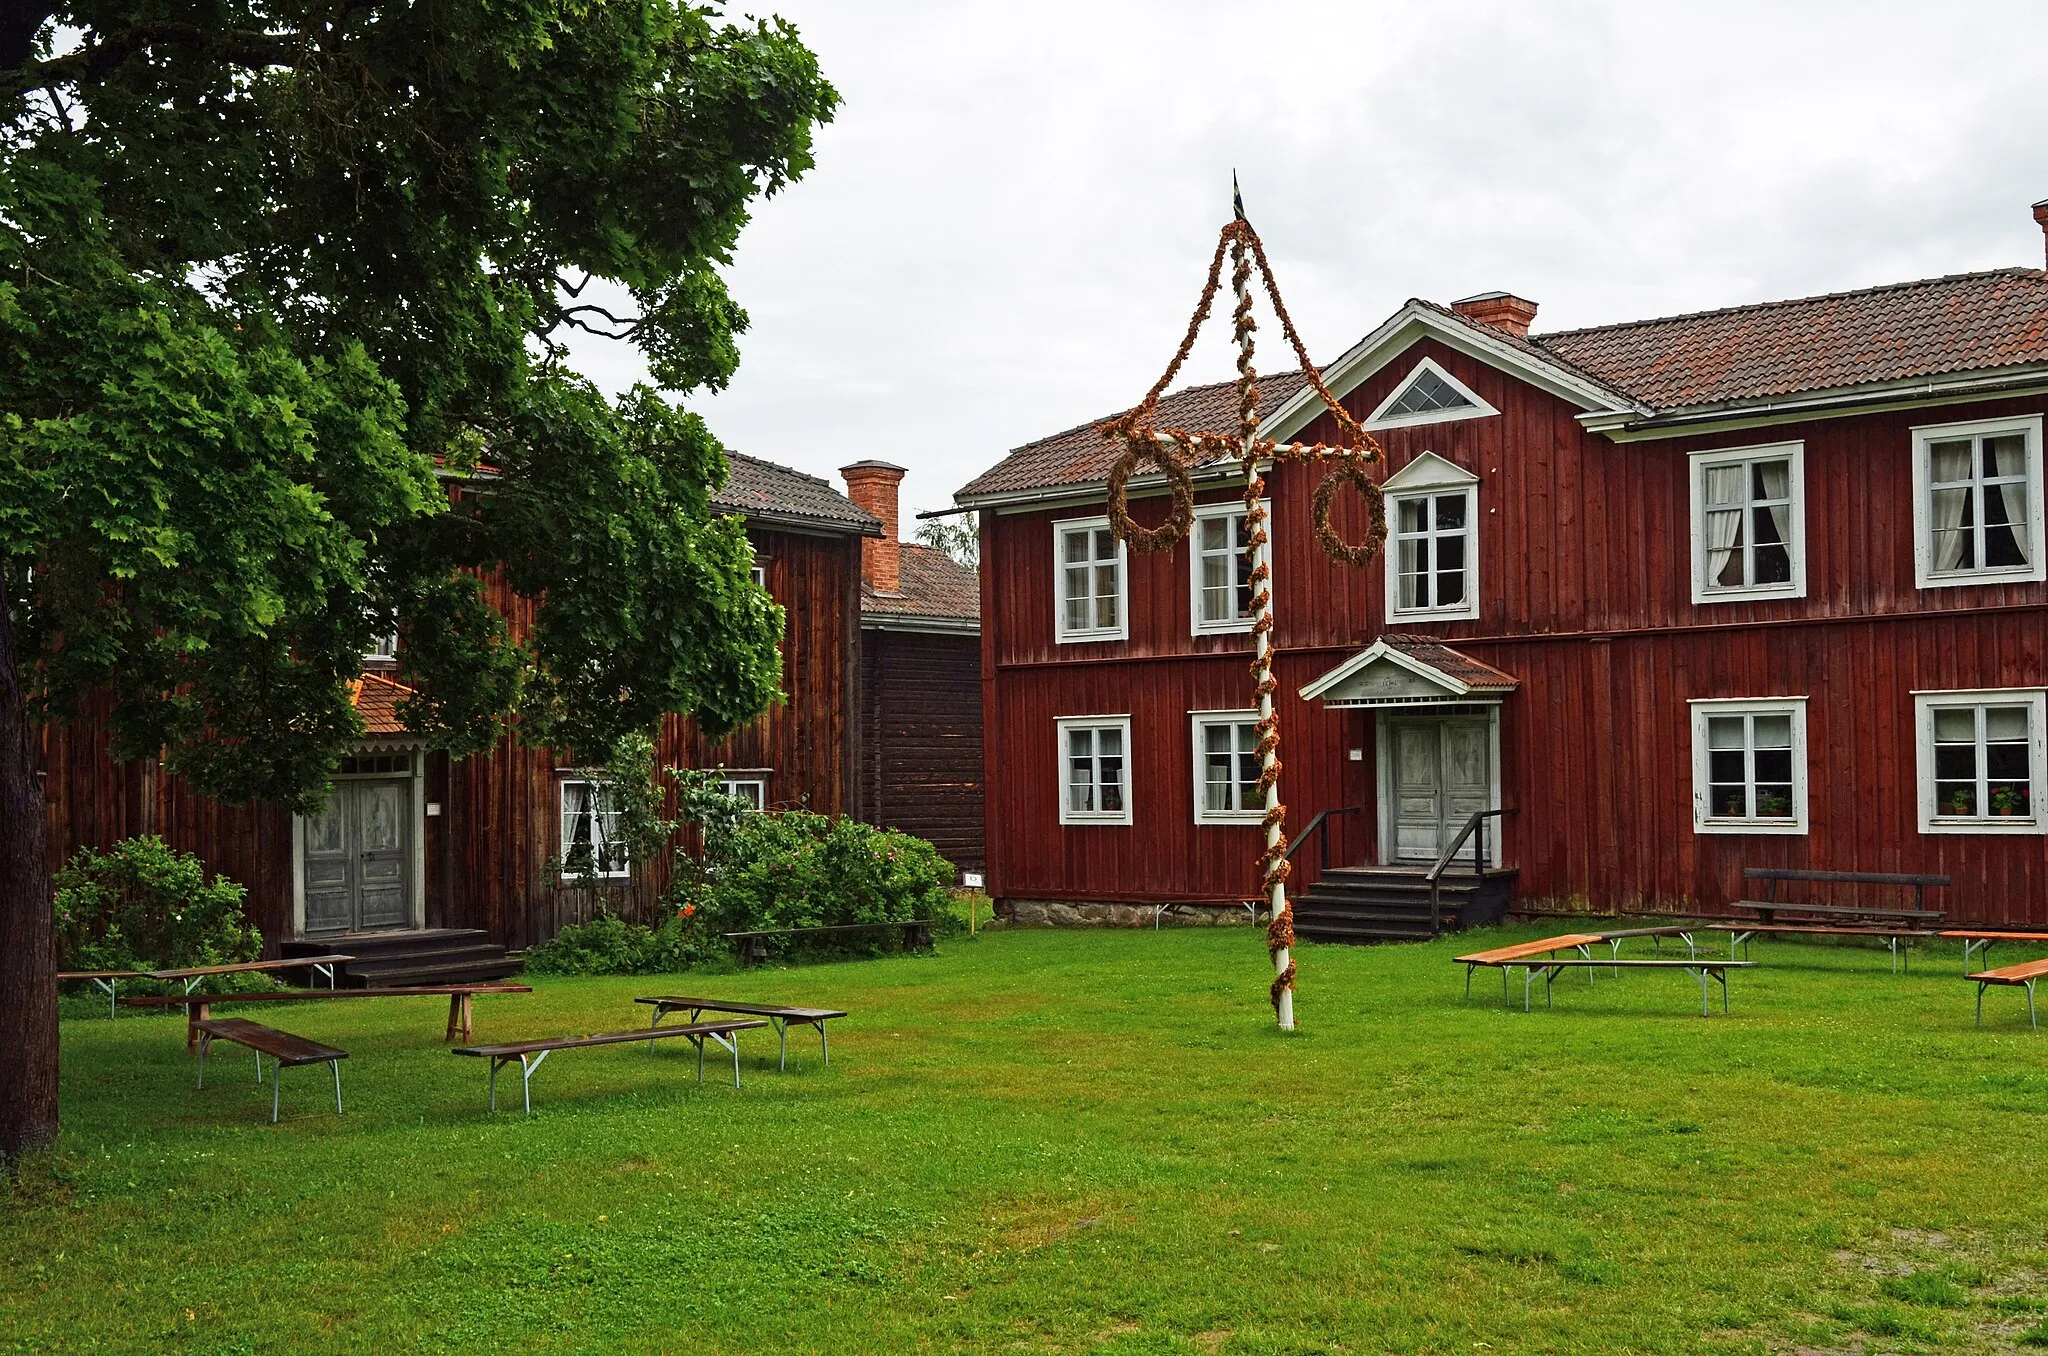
[[1097, 198, 1388, 1029]]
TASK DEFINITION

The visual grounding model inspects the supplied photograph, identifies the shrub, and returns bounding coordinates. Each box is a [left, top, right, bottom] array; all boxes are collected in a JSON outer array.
[[522, 914, 672, 976], [681, 808, 956, 942], [53, 836, 262, 978]]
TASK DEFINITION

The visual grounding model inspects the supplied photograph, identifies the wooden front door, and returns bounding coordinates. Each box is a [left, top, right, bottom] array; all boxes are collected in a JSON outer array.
[[1388, 717, 1492, 863], [302, 778, 413, 935]]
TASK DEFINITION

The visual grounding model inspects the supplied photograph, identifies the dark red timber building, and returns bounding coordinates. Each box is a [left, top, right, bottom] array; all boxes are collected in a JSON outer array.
[[44, 453, 881, 976], [956, 197, 2048, 935], [841, 462, 985, 878]]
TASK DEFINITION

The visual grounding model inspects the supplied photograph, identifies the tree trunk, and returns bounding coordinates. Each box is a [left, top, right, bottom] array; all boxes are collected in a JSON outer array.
[[0, 575, 58, 1165]]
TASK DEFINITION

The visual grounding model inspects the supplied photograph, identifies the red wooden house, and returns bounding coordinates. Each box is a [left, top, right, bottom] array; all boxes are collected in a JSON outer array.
[[956, 197, 2048, 934]]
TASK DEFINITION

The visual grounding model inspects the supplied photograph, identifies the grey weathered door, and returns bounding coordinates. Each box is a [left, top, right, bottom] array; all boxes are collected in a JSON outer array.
[[301, 779, 413, 935], [1389, 718, 1492, 862]]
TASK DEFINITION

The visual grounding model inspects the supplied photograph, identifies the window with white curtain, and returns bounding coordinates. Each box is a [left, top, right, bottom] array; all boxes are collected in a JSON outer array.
[[1912, 416, 2045, 588], [559, 777, 629, 878], [1190, 502, 1264, 633], [1191, 711, 1263, 823], [1054, 517, 1127, 642], [719, 773, 768, 811], [1689, 698, 1808, 834], [1057, 716, 1131, 825], [1915, 689, 2047, 834], [1689, 443, 1805, 602]]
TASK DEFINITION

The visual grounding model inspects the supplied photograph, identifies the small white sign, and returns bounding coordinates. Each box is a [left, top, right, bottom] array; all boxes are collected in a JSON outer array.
[[962, 872, 985, 889], [426, 803, 443, 817], [1347, 749, 1364, 762]]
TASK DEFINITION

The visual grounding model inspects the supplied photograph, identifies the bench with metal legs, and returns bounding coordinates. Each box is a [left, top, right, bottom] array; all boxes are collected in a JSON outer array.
[[1970, 959, 2048, 1030], [193, 1018, 347, 1123], [453, 1020, 770, 1115], [636, 998, 849, 1072], [1526, 959, 1755, 1017]]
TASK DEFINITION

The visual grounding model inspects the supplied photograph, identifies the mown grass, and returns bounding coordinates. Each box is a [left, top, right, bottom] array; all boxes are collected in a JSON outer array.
[[5, 923, 2048, 1354]]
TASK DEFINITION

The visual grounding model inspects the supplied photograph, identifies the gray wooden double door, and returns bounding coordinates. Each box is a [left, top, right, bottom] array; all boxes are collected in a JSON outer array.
[[303, 778, 413, 935], [1388, 718, 1492, 862]]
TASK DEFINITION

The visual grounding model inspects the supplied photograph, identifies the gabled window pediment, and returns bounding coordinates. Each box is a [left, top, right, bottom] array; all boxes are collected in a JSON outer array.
[[1366, 357, 1500, 430]]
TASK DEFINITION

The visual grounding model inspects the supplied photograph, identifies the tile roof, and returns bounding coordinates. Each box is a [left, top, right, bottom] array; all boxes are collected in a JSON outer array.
[[861, 544, 980, 623], [1531, 268, 2048, 410], [350, 673, 415, 735], [714, 452, 882, 535], [1379, 634, 1518, 692], [956, 370, 1311, 501]]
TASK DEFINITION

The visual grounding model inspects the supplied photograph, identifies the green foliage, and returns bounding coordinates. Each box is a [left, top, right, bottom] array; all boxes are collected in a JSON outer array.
[[51, 836, 260, 975], [2022, 1320, 2048, 1347], [1878, 1271, 1970, 1308], [913, 512, 979, 569], [1, 4, 836, 811], [523, 905, 721, 976]]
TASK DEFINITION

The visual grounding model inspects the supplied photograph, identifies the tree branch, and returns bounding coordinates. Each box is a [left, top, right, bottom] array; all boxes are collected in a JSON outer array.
[[27, 22, 306, 86]]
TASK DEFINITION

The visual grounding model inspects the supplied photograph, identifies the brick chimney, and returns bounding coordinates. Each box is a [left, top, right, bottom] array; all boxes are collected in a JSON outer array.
[[841, 460, 906, 593], [2034, 198, 2048, 269], [1450, 291, 1540, 338]]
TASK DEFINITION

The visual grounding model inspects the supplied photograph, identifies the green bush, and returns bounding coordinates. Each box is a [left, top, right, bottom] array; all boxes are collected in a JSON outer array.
[[53, 836, 262, 978], [522, 909, 728, 976], [682, 808, 956, 942]]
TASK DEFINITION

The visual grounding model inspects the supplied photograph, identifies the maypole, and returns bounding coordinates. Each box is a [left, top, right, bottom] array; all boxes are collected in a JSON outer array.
[[1101, 186, 1388, 1030]]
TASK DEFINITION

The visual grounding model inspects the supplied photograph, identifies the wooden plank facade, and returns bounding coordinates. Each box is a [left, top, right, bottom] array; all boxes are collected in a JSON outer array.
[[964, 240, 2048, 927]]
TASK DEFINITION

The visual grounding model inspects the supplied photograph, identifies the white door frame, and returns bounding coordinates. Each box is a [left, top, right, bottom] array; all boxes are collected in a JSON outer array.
[[291, 746, 428, 937], [1374, 706, 1502, 867]]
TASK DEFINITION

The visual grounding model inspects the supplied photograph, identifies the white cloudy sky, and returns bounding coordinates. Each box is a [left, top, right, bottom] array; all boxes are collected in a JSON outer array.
[[556, 0, 2048, 524]]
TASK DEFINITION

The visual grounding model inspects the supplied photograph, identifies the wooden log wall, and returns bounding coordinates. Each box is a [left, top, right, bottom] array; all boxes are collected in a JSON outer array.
[[859, 627, 985, 875]]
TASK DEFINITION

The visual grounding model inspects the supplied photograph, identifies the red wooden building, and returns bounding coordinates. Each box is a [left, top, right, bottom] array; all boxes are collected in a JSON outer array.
[[44, 453, 882, 975], [956, 198, 2048, 933]]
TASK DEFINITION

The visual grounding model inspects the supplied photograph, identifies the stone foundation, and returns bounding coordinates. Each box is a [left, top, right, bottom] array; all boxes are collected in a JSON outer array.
[[1001, 899, 1256, 928]]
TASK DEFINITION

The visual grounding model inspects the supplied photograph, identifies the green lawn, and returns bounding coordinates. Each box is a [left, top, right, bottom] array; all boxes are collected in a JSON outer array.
[[5, 924, 2048, 1354]]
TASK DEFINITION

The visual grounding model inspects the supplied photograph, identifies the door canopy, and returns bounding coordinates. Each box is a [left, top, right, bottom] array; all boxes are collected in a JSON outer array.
[[1300, 635, 1518, 709]]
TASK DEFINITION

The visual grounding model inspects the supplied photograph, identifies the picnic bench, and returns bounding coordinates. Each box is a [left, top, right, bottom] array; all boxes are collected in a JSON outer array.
[[193, 1018, 348, 1124], [124, 983, 533, 1050], [1941, 931, 2048, 974], [58, 968, 149, 1019], [1455, 934, 1605, 1010], [724, 921, 933, 968], [150, 954, 354, 993], [1514, 958, 1757, 1017], [1721, 868, 1951, 972], [452, 1020, 769, 1115], [636, 997, 847, 1070], [1968, 958, 2048, 1029]]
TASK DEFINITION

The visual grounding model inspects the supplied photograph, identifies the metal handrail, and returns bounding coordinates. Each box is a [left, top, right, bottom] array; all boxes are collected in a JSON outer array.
[[1426, 807, 1516, 934], [1280, 806, 1363, 874]]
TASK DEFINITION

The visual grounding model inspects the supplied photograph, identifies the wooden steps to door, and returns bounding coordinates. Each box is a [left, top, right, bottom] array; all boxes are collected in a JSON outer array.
[[281, 929, 520, 988], [1293, 866, 1516, 944]]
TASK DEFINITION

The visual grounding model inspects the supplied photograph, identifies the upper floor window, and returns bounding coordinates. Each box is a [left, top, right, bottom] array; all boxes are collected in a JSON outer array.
[[1912, 415, 2045, 589], [1058, 716, 1131, 825], [1690, 443, 1805, 603], [1915, 689, 2046, 834], [1191, 711, 1263, 824], [364, 631, 398, 662], [1379, 451, 1480, 622], [750, 564, 767, 590], [1054, 516, 1127, 643], [559, 777, 629, 878], [1689, 698, 1807, 834], [1190, 502, 1265, 634], [1365, 357, 1500, 430]]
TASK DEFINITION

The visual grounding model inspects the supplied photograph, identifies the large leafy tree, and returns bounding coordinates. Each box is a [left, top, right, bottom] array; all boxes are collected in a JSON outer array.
[[0, 3, 836, 1161]]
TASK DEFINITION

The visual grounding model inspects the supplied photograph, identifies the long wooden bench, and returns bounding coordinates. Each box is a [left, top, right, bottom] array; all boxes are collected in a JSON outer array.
[[150, 954, 354, 993], [124, 983, 532, 1050], [1968, 958, 2048, 1030], [1518, 958, 1757, 1017], [193, 1018, 348, 1123], [1722, 869, 1950, 971], [58, 968, 149, 1019], [724, 921, 934, 967], [1941, 931, 2048, 974], [452, 1020, 769, 1114], [635, 996, 848, 1070], [1704, 922, 1942, 974], [1455, 934, 1605, 1010]]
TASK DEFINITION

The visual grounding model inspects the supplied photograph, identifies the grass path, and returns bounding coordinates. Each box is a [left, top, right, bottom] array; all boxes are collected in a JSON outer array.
[[5, 924, 2048, 1353]]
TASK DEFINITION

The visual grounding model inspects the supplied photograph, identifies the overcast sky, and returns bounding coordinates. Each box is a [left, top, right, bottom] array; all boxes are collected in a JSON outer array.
[[555, 1, 2048, 525]]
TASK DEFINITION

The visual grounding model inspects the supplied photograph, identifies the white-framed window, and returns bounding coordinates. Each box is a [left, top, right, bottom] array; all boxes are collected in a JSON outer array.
[[559, 777, 630, 878], [1690, 442, 1805, 602], [1689, 698, 1808, 834], [719, 774, 767, 811], [1189, 501, 1267, 634], [1365, 356, 1501, 430], [364, 631, 398, 662], [1380, 452, 1480, 622], [1057, 716, 1132, 825], [750, 564, 767, 590], [1912, 415, 2045, 589], [1191, 711, 1264, 824], [1914, 689, 2047, 834], [1054, 516, 1127, 643]]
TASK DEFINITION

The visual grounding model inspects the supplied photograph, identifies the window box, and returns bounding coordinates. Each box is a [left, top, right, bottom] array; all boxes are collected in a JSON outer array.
[[1911, 415, 2045, 589], [1689, 698, 1808, 835], [1914, 689, 2048, 834], [1689, 442, 1805, 603], [1053, 516, 1127, 643], [1190, 710, 1264, 824], [1058, 716, 1132, 825]]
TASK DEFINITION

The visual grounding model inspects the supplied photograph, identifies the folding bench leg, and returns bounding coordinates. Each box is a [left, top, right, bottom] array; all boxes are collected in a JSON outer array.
[[1577, 943, 1596, 987], [332, 1059, 343, 1114], [196, 1031, 211, 1089], [272, 1059, 282, 1124], [773, 1017, 789, 1072], [2030, 980, 2039, 1032], [820, 1020, 829, 1066], [1977, 981, 1988, 1028]]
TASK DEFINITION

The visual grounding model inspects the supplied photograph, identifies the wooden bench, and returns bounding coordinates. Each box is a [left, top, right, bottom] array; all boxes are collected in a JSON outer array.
[[1705, 923, 1943, 974], [192, 1018, 348, 1123], [1968, 958, 2048, 1029], [1941, 931, 2048, 974], [58, 968, 149, 1019], [636, 996, 848, 1070], [1595, 925, 1704, 961], [452, 1020, 769, 1114], [1517, 958, 1757, 1017], [150, 954, 354, 993], [124, 983, 533, 1050], [1725, 869, 1949, 971], [1455, 934, 1605, 1010], [724, 921, 933, 968]]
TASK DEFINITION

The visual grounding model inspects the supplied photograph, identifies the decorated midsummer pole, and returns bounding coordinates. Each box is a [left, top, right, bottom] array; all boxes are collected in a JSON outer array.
[[1101, 183, 1388, 1030]]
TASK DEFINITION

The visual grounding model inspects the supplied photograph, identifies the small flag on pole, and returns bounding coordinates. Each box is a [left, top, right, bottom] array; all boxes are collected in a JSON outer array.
[[1232, 171, 1248, 224]]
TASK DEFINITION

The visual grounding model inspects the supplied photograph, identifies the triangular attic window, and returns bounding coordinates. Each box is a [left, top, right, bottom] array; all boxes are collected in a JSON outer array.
[[1383, 367, 1475, 418]]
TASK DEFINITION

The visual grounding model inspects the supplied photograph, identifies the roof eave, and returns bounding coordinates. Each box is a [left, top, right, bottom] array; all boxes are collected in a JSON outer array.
[[953, 457, 1267, 512], [724, 506, 884, 537], [1581, 361, 2048, 439], [860, 613, 981, 635]]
